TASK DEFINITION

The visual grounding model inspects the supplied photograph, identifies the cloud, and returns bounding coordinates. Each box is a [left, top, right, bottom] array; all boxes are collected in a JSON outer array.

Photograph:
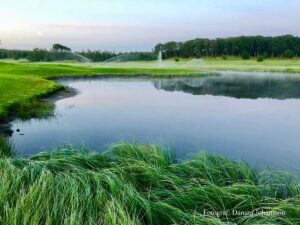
[[38, 23, 141, 30], [36, 31, 45, 38], [0, 12, 30, 31]]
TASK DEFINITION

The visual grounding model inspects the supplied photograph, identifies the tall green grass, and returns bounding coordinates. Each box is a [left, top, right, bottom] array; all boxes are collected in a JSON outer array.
[[8, 99, 55, 120], [0, 142, 299, 225], [0, 136, 14, 157]]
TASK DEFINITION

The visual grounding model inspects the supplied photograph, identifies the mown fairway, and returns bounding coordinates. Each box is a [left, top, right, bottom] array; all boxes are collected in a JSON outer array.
[[204, 57, 300, 72]]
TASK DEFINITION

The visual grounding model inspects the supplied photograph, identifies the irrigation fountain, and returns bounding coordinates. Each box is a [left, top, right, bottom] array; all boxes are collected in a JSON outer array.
[[45, 50, 95, 65], [104, 53, 137, 63], [157, 50, 162, 66], [68, 51, 94, 64]]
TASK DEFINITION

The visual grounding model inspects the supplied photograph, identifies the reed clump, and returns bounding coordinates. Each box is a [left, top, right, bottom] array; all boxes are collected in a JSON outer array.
[[0, 136, 14, 158], [0, 142, 299, 225]]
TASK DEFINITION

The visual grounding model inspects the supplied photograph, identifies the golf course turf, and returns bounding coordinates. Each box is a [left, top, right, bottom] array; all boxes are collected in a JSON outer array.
[[0, 61, 205, 121]]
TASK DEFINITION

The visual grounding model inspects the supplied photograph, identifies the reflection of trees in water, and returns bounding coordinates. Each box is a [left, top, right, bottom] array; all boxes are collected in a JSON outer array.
[[0, 124, 13, 137], [153, 75, 300, 99]]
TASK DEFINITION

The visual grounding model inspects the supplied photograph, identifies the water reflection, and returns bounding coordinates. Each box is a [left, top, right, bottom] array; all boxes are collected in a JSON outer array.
[[2, 73, 300, 171], [153, 73, 300, 99]]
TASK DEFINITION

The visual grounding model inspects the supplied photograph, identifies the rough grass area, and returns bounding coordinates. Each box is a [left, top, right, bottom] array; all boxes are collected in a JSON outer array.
[[0, 142, 299, 225]]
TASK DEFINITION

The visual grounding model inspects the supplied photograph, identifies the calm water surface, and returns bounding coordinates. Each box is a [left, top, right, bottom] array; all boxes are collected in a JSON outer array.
[[5, 72, 300, 170]]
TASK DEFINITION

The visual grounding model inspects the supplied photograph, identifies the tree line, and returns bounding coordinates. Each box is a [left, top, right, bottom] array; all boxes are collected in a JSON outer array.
[[1, 35, 300, 62], [78, 50, 156, 62], [0, 49, 30, 60], [0, 42, 156, 62], [0, 48, 156, 62], [154, 35, 300, 59]]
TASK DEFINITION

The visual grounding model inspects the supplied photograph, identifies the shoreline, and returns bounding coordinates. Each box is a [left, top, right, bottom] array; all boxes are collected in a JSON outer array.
[[0, 70, 215, 124], [1, 66, 300, 132]]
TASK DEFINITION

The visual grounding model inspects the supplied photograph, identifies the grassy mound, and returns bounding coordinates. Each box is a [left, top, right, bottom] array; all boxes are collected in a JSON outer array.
[[0, 73, 62, 121], [0, 142, 299, 224]]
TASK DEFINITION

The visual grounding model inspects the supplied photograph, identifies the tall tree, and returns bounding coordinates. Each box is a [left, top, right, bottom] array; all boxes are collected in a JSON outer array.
[[52, 44, 71, 52]]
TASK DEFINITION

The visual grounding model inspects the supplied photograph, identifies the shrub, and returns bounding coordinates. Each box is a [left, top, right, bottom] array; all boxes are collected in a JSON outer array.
[[174, 58, 180, 62], [257, 56, 264, 62], [13, 55, 20, 60], [241, 51, 250, 60], [222, 55, 227, 60], [283, 50, 295, 59]]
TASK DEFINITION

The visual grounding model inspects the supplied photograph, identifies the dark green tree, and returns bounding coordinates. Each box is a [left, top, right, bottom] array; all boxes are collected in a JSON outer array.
[[27, 48, 48, 62], [257, 56, 264, 62], [241, 51, 250, 60], [52, 44, 71, 52], [283, 50, 295, 59]]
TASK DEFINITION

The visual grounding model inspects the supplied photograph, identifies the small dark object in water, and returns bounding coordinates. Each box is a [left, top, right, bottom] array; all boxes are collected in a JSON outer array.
[[16, 129, 20, 132], [19, 133, 25, 136]]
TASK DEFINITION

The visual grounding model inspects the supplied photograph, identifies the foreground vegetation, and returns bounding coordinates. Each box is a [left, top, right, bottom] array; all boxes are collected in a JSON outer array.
[[0, 139, 299, 224]]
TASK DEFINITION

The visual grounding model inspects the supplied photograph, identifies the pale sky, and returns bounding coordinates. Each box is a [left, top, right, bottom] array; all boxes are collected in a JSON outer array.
[[0, 0, 299, 51]]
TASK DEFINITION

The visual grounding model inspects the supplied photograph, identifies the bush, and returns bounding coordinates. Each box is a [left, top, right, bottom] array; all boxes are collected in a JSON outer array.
[[241, 51, 250, 60], [222, 55, 227, 60], [283, 50, 295, 59], [257, 56, 264, 62], [13, 55, 20, 60], [174, 58, 180, 62]]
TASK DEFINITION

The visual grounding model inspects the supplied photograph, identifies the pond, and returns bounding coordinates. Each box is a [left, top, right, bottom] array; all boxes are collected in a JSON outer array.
[[4, 71, 300, 170]]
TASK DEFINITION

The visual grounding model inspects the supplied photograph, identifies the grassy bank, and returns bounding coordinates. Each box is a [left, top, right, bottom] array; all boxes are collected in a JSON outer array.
[[0, 140, 299, 224], [0, 62, 206, 121], [0, 73, 62, 120]]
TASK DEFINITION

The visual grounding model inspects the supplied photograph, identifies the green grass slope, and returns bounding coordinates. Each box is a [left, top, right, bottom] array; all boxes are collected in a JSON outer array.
[[0, 73, 61, 120], [0, 62, 204, 121]]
